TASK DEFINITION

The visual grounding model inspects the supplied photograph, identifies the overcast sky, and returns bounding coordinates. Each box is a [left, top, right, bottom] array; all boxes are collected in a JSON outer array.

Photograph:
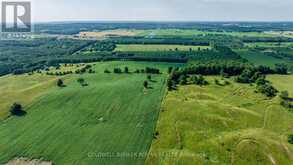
[[26, 0, 293, 22]]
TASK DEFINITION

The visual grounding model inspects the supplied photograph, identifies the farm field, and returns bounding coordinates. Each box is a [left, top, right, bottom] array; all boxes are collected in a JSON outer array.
[[0, 61, 177, 165], [114, 44, 210, 52], [146, 76, 293, 165], [0, 75, 61, 120], [78, 29, 138, 39], [236, 50, 286, 67], [267, 74, 293, 97], [1, 22, 293, 165], [137, 29, 277, 38]]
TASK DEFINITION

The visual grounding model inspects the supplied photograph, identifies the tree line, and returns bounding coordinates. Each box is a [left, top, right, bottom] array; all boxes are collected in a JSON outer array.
[[106, 66, 161, 74]]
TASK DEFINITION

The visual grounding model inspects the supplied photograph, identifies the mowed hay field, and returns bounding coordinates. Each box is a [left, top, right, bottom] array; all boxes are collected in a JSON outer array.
[[115, 44, 210, 52], [146, 77, 293, 165], [0, 62, 176, 165]]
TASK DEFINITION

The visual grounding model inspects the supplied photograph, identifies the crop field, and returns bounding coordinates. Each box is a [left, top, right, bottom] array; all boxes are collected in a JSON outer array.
[[236, 50, 286, 67], [146, 77, 293, 165], [114, 44, 210, 52], [0, 61, 179, 165]]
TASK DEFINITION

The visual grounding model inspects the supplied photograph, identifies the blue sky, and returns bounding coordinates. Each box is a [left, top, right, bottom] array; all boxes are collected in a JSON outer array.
[[30, 0, 293, 22]]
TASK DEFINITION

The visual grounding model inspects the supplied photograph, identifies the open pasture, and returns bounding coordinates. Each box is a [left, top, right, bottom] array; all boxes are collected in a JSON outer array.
[[146, 77, 293, 165]]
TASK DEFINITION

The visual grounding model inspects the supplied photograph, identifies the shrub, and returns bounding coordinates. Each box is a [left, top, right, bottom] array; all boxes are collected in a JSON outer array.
[[257, 83, 278, 97], [256, 77, 268, 86], [124, 67, 129, 73], [147, 75, 152, 81], [281, 100, 292, 109], [10, 103, 26, 116], [57, 79, 64, 87], [113, 68, 122, 74], [77, 78, 85, 84], [167, 78, 173, 91], [190, 75, 208, 86], [145, 67, 160, 74], [280, 91, 289, 100], [143, 81, 148, 88], [168, 67, 173, 74], [179, 75, 187, 85], [104, 69, 111, 73], [214, 79, 220, 85], [88, 69, 95, 73], [288, 135, 293, 144]]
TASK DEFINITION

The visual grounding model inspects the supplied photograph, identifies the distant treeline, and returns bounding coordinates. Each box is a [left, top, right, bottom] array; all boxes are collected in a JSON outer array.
[[243, 37, 293, 43], [34, 22, 293, 35], [108, 37, 210, 46], [0, 39, 94, 76]]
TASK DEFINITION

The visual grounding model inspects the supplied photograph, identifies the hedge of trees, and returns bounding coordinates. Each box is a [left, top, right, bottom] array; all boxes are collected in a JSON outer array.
[[109, 67, 161, 74]]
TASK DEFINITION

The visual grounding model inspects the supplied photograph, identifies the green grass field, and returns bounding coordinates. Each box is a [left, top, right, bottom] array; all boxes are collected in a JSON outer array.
[[146, 76, 293, 165], [267, 74, 293, 97], [0, 75, 60, 120], [236, 50, 286, 67], [0, 61, 292, 165], [114, 44, 210, 52], [0, 61, 179, 165]]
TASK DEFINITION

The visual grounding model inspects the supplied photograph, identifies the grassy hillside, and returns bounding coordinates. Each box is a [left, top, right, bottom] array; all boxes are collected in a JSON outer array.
[[0, 62, 176, 165], [115, 44, 210, 52], [146, 77, 293, 165]]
